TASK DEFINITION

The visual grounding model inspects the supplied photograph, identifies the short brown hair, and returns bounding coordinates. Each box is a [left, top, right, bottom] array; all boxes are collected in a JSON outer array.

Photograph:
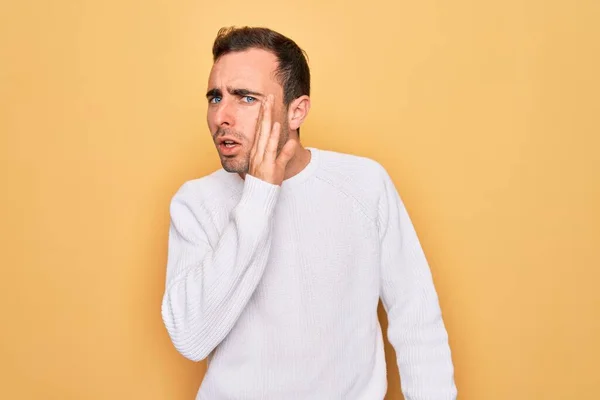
[[212, 26, 311, 107]]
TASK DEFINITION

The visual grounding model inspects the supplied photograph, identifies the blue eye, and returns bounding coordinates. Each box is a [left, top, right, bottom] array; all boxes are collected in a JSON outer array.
[[242, 96, 257, 103], [209, 97, 221, 104]]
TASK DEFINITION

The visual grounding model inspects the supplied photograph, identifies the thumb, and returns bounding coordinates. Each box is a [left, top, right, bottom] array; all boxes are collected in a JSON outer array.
[[276, 139, 298, 168]]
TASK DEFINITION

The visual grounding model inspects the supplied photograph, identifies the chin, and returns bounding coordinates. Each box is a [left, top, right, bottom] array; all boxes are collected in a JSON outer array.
[[221, 157, 249, 174]]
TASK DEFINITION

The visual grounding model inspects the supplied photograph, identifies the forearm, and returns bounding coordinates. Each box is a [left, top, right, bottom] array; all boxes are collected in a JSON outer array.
[[384, 284, 456, 400], [161, 175, 279, 361]]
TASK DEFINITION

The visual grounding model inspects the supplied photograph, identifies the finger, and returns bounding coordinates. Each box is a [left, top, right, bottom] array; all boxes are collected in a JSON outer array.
[[275, 138, 298, 169], [264, 121, 281, 162], [250, 99, 265, 159], [255, 95, 273, 157]]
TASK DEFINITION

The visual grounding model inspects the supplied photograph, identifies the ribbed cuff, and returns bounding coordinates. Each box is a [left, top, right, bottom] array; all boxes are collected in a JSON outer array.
[[237, 174, 281, 216]]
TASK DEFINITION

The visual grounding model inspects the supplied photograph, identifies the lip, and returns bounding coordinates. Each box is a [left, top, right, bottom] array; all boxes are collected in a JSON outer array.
[[217, 137, 242, 156], [216, 136, 242, 146]]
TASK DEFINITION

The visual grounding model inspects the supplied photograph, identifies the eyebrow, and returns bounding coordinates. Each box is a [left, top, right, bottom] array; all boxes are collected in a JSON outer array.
[[205, 87, 265, 99]]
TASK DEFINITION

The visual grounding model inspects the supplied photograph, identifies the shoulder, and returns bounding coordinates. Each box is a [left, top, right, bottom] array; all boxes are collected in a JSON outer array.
[[170, 168, 242, 215], [315, 148, 391, 190], [312, 148, 393, 217]]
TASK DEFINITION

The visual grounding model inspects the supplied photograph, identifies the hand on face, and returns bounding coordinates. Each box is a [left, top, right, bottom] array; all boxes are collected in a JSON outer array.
[[248, 94, 298, 186]]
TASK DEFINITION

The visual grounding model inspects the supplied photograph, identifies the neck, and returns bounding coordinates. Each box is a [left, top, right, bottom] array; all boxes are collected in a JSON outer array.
[[283, 144, 311, 180]]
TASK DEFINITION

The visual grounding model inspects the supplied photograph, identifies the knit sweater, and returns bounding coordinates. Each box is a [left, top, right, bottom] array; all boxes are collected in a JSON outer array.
[[161, 147, 457, 400]]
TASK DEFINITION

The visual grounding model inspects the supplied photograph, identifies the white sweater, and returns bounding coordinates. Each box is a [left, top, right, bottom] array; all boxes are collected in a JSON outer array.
[[161, 147, 457, 400]]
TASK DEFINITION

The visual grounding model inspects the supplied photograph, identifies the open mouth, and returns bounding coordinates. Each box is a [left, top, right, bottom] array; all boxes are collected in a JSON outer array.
[[218, 139, 242, 154], [222, 140, 238, 148]]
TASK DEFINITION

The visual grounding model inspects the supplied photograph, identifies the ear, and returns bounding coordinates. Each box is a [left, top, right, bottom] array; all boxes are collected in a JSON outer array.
[[287, 95, 311, 132]]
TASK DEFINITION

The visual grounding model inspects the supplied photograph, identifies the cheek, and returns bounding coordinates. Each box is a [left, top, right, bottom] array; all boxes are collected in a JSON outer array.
[[273, 105, 289, 126], [238, 106, 260, 141]]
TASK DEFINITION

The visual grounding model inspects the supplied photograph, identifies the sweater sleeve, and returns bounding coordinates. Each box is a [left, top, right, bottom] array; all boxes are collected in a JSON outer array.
[[378, 169, 457, 399], [161, 175, 280, 362]]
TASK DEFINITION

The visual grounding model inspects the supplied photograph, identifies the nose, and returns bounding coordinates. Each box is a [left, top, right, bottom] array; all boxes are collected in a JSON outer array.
[[213, 99, 235, 128]]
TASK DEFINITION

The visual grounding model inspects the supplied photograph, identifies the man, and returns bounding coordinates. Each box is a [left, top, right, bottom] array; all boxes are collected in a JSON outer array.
[[161, 26, 457, 400]]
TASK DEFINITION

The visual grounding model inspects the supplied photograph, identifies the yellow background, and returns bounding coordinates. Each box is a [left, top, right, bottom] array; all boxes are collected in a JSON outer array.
[[1, 0, 599, 399]]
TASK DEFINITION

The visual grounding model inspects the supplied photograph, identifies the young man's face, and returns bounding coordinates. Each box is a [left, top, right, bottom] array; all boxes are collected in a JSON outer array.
[[206, 48, 289, 174]]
